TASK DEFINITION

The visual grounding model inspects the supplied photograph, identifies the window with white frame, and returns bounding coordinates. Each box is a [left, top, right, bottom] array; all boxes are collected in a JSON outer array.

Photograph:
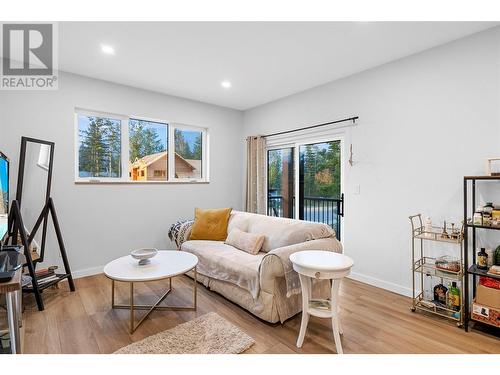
[[174, 127, 203, 179], [75, 109, 208, 183]]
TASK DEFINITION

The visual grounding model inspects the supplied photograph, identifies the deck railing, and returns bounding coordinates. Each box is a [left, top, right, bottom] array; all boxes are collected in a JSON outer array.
[[267, 195, 342, 238], [267, 195, 285, 217]]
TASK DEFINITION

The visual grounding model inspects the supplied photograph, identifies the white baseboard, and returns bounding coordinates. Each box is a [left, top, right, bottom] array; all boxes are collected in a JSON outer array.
[[71, 265, 104, 279], [347, 271, 413, 298]]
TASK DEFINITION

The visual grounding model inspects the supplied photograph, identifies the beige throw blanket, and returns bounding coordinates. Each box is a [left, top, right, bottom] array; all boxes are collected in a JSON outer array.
[[168, 217, 342, 299], [263, 238, 343, 297]]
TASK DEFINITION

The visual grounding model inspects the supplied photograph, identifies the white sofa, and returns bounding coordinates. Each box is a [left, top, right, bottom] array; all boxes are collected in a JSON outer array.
[[177, 211, 342, 323]]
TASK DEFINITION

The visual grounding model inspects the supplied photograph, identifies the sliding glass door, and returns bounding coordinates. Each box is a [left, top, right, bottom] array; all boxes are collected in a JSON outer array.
[[267, 147, 294, 218], [267, 139, 343, 239], [299, 140, 342, 237]]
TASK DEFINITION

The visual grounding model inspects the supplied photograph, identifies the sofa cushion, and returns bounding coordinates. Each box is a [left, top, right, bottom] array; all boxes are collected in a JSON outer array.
[[227, 211, 334, 252], [190, 207, 232, 241], [181, 240, 264, 298], [225, 228, 265, 255]]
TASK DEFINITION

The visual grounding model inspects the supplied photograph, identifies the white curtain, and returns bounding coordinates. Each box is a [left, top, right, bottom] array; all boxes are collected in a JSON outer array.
[[245, 136, 266, 214]]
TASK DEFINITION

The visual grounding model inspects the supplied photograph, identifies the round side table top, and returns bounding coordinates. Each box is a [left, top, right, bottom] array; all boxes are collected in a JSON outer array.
[[289, 250, 353, 272], [103, 250, 198, 282]]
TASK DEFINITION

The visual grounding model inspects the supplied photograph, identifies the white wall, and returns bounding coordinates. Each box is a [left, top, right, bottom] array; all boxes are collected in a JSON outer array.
[[1, 27, 499, 296], [243, 27, 500, 296], [0, 72, 244, 277]]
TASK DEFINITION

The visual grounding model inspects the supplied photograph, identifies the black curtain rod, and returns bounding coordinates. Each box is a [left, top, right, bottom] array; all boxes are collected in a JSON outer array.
[[260, 116, 358, 138]]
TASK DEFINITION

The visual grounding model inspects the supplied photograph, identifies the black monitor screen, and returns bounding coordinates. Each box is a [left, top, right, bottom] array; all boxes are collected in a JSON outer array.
[[0, 152, 8, 241]]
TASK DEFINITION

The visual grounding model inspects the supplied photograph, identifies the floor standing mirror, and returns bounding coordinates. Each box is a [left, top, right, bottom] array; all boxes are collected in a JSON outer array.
[[8, 136, 75, 311]]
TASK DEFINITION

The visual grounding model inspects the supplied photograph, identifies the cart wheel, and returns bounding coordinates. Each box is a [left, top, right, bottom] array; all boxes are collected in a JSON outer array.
[[410, 307, 416, 312]]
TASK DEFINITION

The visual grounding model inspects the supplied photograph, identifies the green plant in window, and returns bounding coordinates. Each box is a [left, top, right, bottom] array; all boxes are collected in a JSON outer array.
[[79, 116, 121, 177], [191, 134, 202, 160], [129, 120, 166, 161]]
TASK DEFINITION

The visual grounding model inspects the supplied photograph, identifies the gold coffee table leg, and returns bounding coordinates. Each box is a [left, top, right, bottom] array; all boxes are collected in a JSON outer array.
[[110, 266, 198, 334], [111, 279, 115, 308], [130, 282, 134, 333], [194, 266, 197, 308]]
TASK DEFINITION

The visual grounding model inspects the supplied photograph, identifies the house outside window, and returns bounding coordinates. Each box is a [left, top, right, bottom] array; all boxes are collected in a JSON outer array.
[[153, 170, 166, 177]]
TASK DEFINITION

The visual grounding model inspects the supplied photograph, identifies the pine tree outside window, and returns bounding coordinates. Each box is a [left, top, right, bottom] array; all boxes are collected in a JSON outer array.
[[173, 127, 203, 180], [77, 113, 123, 179]]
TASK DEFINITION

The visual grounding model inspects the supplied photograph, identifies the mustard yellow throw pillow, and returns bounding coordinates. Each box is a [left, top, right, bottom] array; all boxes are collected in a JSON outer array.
[[189, 208, 233, 241]]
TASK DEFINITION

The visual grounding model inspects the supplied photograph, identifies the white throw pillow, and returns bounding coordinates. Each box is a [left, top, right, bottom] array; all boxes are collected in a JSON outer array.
[[225, 228, 265, 255]]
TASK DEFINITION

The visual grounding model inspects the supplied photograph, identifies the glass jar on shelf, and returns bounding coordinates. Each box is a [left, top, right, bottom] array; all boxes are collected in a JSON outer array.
[[473, 207, 483, 225]]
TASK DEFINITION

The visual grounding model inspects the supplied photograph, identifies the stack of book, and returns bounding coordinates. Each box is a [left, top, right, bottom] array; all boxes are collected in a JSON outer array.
[[32, 266, 59, 287]]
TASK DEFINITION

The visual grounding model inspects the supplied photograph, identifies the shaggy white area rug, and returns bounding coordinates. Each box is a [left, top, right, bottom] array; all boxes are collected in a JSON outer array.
[[114, 312, 255, 354]]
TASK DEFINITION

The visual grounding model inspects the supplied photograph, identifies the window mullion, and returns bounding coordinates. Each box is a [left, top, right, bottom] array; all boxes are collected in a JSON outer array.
[[168, 124, 175, 181], [294, 144, 300, 220], [74, 113, 80, 181], [203, 129, 208, 181], [122, 116, 130, 182]]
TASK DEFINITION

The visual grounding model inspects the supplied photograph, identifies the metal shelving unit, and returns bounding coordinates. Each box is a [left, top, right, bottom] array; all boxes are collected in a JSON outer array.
[[409, 214, 464, 327], [463, 175, 500, 333]]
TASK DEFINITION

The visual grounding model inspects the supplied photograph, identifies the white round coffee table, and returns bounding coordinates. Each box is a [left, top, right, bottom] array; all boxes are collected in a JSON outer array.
[[104, 250, 198, 333], [289, 250, 354, 354]]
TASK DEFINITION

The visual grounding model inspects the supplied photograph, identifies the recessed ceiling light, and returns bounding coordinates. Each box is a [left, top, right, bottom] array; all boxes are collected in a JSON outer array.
[[221, 80, 232, 89], [101, 44, 115, 55]]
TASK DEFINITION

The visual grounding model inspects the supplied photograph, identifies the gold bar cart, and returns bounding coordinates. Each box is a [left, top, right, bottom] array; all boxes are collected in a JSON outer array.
[[409, 214, 464, 327]]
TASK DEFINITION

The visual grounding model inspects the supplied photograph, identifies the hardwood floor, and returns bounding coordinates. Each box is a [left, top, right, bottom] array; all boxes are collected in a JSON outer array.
[[15, 274, 500, 354]]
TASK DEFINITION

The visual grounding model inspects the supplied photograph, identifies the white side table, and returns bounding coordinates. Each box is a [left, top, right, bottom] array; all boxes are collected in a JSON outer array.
[[290, 250, 353, 354]]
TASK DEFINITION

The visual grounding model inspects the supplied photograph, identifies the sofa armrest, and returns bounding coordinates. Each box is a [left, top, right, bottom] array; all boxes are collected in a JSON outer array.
[[168, 220, 194, 249], [259, 237, 342, 293]]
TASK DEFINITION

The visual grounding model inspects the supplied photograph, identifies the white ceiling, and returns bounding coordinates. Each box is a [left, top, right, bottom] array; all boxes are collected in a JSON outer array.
[[57, 22, 497, 110]]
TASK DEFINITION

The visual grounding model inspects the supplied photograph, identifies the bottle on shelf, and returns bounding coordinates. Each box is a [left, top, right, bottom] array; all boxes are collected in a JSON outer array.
[[484, 202, 494, 215], [433, 284, 448, 306], [492, 206, 500, 226], [424, 217, 432, 237], [485, 248, 494, 267], [495, 245, 500, 266], [448, 282, 461, 312], [473, 207, 483, 226], [446, 287, 452, 309], [475, 202, 495, 226], [483, 214, 492, 226], [477, 248, 488, 270], [424, 281, 433, 301]]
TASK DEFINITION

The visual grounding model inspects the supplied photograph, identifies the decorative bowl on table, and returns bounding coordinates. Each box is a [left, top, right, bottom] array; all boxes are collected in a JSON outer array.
[[131, 248, 158, 265]]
